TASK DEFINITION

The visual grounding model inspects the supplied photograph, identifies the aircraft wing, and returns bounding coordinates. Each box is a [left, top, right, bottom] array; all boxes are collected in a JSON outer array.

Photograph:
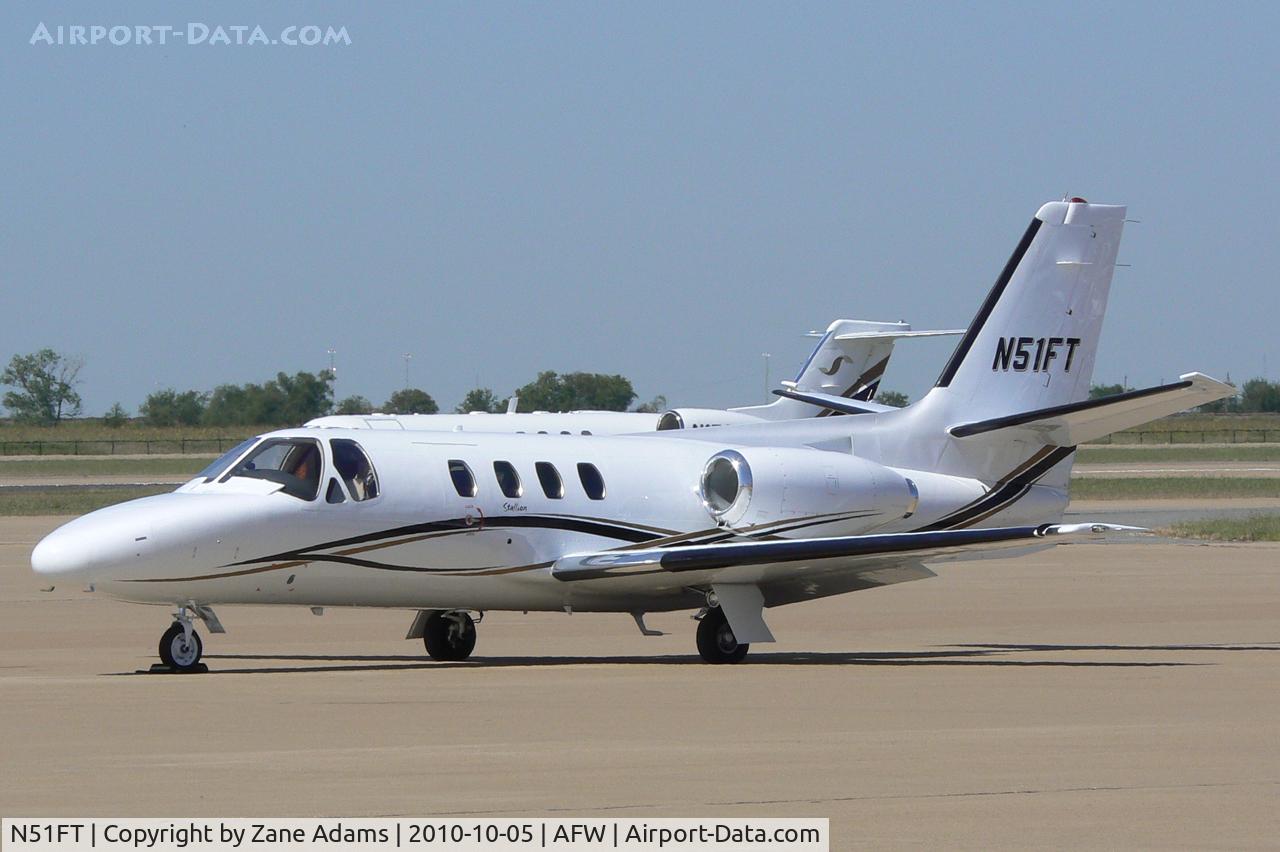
[[948, 372, 1236, 445], [552, 522, 1143, 585]]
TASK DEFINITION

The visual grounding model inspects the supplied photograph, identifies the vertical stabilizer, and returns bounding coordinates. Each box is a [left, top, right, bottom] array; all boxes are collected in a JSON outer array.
[[932, 199, 1126, 418], [795, 319, 906, 401], [905, 199, 1126, 490]]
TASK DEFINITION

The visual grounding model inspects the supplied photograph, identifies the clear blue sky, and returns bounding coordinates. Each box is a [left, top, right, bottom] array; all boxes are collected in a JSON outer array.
[[2, 2, 1276, 415]]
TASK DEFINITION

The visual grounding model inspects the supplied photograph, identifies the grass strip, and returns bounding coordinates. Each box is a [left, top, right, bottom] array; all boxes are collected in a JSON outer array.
[[0, 422, 255, 442], [0, 486, 174, 516], [1070, 477, 1280, 500], [1161, 514, 1280, 542], [0, 458, 212, 477], [1076, 446, 1280, 464]]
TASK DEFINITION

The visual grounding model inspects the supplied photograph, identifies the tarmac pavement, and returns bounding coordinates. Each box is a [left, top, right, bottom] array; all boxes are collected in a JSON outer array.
[[1, 515, 1277, 848]]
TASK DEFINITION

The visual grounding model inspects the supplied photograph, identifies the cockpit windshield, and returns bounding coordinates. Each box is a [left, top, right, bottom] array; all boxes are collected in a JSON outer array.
[[198, 438, 259, 482], [221, 438, 323, 500]]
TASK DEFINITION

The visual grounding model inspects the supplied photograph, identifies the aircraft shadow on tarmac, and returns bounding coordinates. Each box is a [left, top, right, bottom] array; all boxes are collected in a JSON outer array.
[[951, 642, 1280, 653], [108, 646, 1215, 675]]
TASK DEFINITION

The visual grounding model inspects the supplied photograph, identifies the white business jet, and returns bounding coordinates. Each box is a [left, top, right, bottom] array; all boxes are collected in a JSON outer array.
[[31, 199, 1233, 669], [306, 318, 962, 435]]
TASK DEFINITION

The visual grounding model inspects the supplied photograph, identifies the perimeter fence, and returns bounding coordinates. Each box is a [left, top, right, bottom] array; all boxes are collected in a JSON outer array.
[[0, 438, 243, 456], [1087, 429, 1280, 445]]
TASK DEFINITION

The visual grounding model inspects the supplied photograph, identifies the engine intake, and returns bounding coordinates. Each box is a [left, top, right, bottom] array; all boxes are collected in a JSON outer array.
[[700, 450, 752, 518], [656, 408, 766, 431]]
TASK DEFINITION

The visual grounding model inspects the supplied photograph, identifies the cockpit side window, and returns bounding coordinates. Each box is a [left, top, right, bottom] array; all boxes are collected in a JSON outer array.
[[325, 478, 346, 504], [330, 439, 380, 502], [221, 438, 322, 500]]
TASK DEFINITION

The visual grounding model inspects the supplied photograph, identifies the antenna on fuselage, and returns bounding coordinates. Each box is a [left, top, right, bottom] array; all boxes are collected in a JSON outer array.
[[506, 395, 519, 414]]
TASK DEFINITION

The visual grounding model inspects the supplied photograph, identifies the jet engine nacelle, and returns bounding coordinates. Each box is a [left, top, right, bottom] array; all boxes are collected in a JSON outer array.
[[656, 409, 765, 431], [698, 447, 918, 535]]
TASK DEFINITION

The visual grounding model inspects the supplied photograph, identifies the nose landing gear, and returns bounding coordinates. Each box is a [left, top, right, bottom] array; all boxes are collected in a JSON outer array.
[[158, 608, 205, 672]]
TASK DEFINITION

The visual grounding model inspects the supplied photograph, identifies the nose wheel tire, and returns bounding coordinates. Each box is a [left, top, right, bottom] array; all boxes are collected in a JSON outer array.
[[159, 622, 204, 671], [696, 607, 749, 664], [423, 610, 477, 661]]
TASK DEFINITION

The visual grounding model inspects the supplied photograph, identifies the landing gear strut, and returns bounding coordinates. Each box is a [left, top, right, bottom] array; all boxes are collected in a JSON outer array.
[[158, 609, 204, 672], [696, 606, 749, 664], [423, 610, 477, 661]]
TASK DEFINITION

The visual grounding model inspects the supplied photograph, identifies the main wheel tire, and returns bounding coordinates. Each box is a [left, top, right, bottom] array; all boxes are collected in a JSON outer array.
[[696, 608, 749, 664], [158, 622, 203, 671], [423, 610, 477, 661]]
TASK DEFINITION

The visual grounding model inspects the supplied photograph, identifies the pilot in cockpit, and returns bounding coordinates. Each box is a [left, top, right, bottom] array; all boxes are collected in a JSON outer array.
[[286, 443, 322, 494]]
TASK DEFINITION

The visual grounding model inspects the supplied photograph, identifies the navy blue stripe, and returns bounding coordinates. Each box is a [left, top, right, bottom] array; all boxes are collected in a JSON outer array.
[[935, 217, 1043, 388], [660, 525, 1051, 572], [230, 515, 668, 567], [916, 446, 1075, 531]]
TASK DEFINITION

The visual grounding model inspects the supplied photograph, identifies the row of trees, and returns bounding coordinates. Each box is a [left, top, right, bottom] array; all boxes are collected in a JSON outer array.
[[139, 369, 656, 427], [140, 372, 339, 427], [9, 349, 1280, 427], [331, 373, 660, 418], [0, 350, 662, 427]]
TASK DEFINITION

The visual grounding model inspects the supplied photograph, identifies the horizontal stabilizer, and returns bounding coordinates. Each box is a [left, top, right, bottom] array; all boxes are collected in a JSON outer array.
[[551, 522, 1145, 583], [804, 319, 909, 339], [948, 372, 1235, 445], [834, 328, 964, 341], [771, 388, 898, 415]]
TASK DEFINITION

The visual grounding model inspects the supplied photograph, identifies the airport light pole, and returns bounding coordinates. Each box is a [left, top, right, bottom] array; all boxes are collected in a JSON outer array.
[[326, 347, 337, 403], [762, 352, 772, 401], [402, 352, 412, 389]]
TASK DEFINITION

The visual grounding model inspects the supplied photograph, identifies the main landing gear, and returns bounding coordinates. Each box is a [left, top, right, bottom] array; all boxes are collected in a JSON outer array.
[[423, 610, 478, 662], [158, 608, 204, 672], [695, 605, 749, 664]]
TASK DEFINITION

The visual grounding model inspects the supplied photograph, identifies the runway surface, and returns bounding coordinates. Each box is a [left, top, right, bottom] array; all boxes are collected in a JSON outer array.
[[1067, 498, 1280, 528], [1, 515, 1277, 848]]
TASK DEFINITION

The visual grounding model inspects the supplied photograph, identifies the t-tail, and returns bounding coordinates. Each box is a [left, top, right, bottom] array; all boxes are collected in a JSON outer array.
[[733, 319, 963, 421], [897, 198, 1232, 491]]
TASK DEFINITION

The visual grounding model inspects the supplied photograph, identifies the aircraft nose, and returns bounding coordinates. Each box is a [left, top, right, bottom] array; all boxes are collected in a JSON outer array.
[[31, 502, 155, 581], [31, 526, 92, 579]]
